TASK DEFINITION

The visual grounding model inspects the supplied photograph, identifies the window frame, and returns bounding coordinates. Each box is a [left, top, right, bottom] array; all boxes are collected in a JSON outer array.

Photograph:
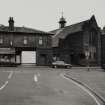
[[23, 36, 28, 45], [39, 36, 43, 45], [0, 36, 3, 44]]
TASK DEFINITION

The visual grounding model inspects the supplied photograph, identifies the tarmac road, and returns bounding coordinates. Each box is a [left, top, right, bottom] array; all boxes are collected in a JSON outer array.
[[0, 68, 98, 105]]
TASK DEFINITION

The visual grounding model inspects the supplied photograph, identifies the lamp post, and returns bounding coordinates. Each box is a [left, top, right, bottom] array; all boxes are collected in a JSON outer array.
[[85, 50, 90, 71]]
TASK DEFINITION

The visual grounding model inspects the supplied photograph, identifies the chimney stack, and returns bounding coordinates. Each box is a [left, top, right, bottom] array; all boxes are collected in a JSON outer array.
[[8, 17, 14, 31]]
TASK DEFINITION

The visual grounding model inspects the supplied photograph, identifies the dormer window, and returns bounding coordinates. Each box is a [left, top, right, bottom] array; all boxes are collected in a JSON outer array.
[[0, 36, 3, 44], [39, 37, 43, 45], [24, 36, 28, 45]]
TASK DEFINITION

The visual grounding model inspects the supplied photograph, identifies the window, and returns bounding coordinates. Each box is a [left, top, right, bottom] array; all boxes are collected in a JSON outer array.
[[39, 37, 43, 45], [24, 36, 28, 45], [10, 40, 13, 46], [90, 46, 96, 60], [0, 36, 3, 44]]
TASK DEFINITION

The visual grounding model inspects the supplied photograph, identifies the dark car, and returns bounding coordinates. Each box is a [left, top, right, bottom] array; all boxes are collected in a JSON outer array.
[[52, 61, 72, 68]]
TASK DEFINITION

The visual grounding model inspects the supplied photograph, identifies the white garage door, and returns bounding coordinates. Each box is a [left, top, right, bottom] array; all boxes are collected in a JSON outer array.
[[22, 51, 36, 64]]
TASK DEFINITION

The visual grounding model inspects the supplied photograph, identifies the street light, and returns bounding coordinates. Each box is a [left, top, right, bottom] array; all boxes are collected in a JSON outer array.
[[85, 50, 90, 71]]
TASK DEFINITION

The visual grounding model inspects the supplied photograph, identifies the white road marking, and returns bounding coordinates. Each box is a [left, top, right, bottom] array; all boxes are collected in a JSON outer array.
[[0, 81, 8, 90], [34, 72, 40, 82], [8, 71, 13, 79], [0, 71, 13, 91], [60, 74, 101, 105], [33, 73, 41, 88], [34, 75, 38, 82]]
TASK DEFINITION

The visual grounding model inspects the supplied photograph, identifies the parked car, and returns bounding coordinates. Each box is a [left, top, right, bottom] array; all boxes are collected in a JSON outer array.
[[52, 61, 72, 68]]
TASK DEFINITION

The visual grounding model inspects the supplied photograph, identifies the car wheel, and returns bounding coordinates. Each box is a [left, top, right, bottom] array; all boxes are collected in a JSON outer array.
[[67, 66, 70, 69], [54, 65, 57, 68]]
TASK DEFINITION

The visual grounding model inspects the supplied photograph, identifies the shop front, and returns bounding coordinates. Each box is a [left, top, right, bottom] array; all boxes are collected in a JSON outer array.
[[0, 48, 16, 66]]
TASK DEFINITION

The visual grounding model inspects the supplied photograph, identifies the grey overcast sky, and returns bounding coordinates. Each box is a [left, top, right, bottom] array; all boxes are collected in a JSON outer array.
[[0, 0, 105, 31]]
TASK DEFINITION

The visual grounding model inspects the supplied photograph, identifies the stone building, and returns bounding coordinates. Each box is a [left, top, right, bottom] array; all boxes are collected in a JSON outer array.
[[101, 27, 105, 66], [50, 15, 101, 66], [0, 17, 53, 66], [0, 16, 102, 67]]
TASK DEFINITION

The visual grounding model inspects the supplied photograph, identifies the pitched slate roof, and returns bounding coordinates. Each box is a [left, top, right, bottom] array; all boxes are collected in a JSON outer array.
[[0, 25, 52, 35], [50, 20, 89, 47]]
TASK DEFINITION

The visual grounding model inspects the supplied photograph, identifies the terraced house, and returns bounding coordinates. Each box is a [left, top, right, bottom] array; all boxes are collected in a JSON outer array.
[[0, 17, 53, 66]]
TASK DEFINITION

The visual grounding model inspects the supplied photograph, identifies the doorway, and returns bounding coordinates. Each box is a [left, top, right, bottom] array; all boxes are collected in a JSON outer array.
[[22, 51, 36, 64]]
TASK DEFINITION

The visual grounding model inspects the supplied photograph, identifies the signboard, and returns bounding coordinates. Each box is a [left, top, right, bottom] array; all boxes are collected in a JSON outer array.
[[0, 48, 15, 54]]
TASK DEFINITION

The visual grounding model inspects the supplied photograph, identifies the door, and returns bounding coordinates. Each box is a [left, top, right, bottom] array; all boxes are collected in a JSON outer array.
[[39, 54, 46, 66], [22, 51, 36, 64]]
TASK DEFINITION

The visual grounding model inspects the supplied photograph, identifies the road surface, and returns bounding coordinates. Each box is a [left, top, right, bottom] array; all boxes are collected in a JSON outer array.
[[0, 68, 98, 105]]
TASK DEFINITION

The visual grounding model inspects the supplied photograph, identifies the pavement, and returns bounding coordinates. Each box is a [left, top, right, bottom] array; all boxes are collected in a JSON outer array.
[[0, 67, 99, 105], [65, 68, 105, 103]]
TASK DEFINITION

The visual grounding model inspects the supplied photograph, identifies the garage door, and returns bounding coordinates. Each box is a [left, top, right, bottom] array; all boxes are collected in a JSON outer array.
[[22, 51, 36, 64]]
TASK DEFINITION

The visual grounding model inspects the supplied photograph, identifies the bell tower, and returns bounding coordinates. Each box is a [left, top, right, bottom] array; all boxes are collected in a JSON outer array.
[[59, 12, 66, 28]]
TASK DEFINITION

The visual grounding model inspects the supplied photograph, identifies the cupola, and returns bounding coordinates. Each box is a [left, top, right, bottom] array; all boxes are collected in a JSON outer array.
[[59, 13, 66, 28]]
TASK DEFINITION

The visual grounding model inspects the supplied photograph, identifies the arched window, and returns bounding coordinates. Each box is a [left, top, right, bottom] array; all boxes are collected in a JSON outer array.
[[89, 30, 97, 60]]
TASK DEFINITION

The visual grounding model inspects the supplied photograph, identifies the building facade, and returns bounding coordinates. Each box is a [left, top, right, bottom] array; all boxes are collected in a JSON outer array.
[[0, 17, 53, 66], [0, 16, 102, 67], [101, 27, 105, 66], [51, 15, 101, 66]]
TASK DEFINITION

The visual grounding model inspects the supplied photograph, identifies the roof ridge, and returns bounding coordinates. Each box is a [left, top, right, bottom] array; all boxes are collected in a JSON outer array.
[[0, 25, 52, 34], [65, 19, 89, 28], [50, 19, 89, 33]]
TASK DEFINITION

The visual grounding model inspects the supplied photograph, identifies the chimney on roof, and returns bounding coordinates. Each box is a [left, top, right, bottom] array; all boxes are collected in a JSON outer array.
[[59, 12, 66, 28], [8, 17, 14, 31]]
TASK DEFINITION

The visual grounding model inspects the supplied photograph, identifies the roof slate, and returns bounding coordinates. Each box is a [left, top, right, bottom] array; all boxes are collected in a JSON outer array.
[[0, 25, 52, 35], [50, 20, 89, 47]]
